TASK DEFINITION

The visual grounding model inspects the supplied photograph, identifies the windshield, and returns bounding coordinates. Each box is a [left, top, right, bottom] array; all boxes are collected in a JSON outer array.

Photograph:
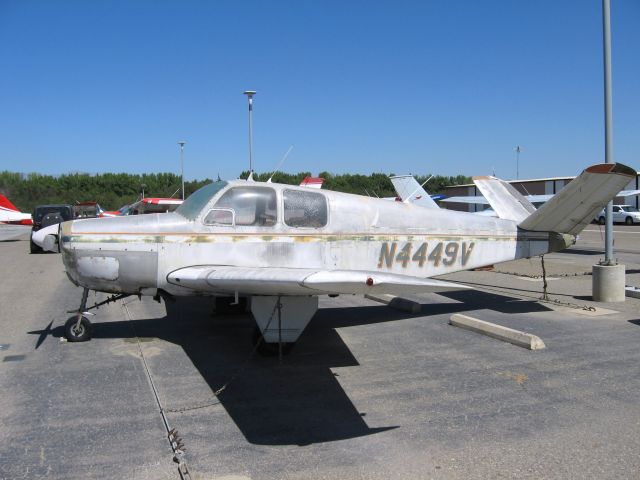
[[176, 181, 228, 220], [624, 207, 639, 213]]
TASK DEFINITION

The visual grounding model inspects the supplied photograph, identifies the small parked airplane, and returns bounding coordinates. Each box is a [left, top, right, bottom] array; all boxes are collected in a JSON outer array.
[[388, 175, 439, 209], [441, 189, 640, 210], [0, 195, 32, 225], [52, 163, 633, 353], [101, 197, 184, 217]]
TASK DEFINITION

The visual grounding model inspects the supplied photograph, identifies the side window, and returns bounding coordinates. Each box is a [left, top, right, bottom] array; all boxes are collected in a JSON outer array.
[[613, 206, 620, 212], [203, 209, 234, 226], [212, 187, 277, 226], [283, 189, 328, 228]]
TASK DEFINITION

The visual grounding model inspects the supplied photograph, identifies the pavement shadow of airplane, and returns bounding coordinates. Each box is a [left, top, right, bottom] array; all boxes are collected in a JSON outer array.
[[28, 287, 550, 445], [30, 297, 398, 446]]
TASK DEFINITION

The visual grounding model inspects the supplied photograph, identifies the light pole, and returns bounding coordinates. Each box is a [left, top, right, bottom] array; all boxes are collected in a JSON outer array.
[[178, 141, 186, 200], [593, 0, 625, 302], [602, 0, 614, 265], [141, 183, 146, 199], [244, 90, 256, 175], [514, 145, 522, 180]]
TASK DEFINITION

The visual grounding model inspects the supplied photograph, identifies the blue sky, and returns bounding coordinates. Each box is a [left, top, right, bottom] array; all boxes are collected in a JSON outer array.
[[0, 0, 638, 181]]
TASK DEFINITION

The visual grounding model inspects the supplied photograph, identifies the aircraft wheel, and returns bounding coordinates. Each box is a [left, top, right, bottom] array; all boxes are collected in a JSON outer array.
[[598, 216, 605, 225], [252, 327, 294, 356], [625, 216, 633, 225], [64, 316, 92, 342]]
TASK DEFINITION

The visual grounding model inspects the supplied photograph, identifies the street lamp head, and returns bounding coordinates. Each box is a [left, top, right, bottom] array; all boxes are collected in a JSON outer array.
[[243, 90, 256, 97], [178, 141, 186, 148]]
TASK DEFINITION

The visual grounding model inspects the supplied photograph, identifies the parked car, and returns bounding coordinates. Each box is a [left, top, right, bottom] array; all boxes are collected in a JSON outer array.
[[594, 205, 640, 225], [30, 204, 74, 253]]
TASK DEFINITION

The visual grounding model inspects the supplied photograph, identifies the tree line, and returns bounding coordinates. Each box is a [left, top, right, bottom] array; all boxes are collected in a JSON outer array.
[[0, 170, 471, 212]]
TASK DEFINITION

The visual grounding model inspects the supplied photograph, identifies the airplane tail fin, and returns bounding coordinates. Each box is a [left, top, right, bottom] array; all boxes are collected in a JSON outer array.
[[518, 163, 636, 235], [389, 175, 439, 209], [471, 176, 536, 222], [299, 177, 324, 189], [0, 194, 19, 212]]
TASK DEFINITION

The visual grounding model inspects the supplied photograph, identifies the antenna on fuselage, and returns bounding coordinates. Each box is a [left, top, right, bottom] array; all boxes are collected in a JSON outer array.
[[403, 175, 433, 203], [267, 145, 294, 183]]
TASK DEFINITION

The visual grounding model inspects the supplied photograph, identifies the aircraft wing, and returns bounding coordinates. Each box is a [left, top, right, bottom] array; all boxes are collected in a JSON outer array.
[[618, 189, 640, 197], [167, 266, 471, 296], [439, 195, 490, 205]]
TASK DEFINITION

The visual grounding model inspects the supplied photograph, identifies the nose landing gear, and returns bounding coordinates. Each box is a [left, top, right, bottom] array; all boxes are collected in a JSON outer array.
[[64, 287, 92, 342], [63, 288, 131, 342], [64, 315, 92, 342]]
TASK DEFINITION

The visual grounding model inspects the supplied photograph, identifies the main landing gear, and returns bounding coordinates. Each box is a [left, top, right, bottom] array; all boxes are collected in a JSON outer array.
[[64, 287, 92, 342]]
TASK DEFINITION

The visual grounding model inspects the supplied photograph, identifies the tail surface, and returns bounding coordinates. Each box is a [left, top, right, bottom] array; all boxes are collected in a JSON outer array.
[[519, 163, 636, 235], [389, 175, 439, 209], [0, 194, 19, 212], [472, 176, 536, 222]]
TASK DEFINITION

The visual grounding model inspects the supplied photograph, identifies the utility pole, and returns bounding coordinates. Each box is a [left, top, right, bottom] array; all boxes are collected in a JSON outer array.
[[178, 141, 186, 200], [244, 91, 256, 175]]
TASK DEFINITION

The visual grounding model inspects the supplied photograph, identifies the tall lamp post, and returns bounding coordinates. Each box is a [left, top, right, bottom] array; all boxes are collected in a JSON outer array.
[[514, 145, 522, 180], [178, 141, 186, 200], [244, 90, 256, 175], [602, 0, 614, 266], [593, 0, 625, 302]]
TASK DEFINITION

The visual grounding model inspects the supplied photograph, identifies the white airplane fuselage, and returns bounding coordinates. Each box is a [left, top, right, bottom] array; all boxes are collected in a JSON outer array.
[[60, 180, 565, 297]]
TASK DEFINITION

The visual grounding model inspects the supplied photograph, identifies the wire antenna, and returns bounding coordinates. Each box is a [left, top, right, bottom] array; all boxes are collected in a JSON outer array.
[[267, 145, 294, 183]]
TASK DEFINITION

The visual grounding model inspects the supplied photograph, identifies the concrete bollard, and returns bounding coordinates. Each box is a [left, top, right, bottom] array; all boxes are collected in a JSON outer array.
[[592, 263, 626, 302]]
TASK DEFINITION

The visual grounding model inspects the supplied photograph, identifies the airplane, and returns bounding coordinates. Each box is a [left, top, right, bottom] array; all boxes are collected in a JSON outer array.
[[51, 162, 633, 355], [0, 195, 32, 225], [388, 175, 491, 214], [441, 189, 640, 210], [101, 197, 184, 217], [298, 176, 325, 189], [388, 175, 439, 209]]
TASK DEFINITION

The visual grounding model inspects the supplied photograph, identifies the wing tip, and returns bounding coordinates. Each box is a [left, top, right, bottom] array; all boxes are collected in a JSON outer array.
[[586, 162, 636, 177]]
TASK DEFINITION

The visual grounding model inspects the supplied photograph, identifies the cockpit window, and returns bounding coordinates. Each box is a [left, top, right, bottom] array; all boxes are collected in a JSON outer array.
[[213, 187, 277, 226], [176, 181, 228, 220], [283, 189, 328, 228]]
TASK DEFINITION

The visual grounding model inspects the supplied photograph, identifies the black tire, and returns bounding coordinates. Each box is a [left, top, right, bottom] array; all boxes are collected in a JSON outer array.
[[30, 239, 42, 254], [625, 216, 633, 225], [64, 316, 92, 342], [598, 216, 605, 225], [252, 327, 294, 356]]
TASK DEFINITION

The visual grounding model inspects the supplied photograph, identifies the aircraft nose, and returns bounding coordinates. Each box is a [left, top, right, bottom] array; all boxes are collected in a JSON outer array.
[[59, 219, 159, 295]]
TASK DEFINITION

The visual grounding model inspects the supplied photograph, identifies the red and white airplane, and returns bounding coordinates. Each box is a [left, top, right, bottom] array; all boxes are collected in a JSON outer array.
[[299, 176, 325, 189], [100, 197, 184, 217], [0, 195, 32, 225]]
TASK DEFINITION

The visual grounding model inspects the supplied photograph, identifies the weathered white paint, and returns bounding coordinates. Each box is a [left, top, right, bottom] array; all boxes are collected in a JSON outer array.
[[77, 256, 119, 281]]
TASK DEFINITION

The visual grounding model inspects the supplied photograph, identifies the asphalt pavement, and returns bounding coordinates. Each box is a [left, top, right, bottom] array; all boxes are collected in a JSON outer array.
[[1, 227, 639, 479]]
